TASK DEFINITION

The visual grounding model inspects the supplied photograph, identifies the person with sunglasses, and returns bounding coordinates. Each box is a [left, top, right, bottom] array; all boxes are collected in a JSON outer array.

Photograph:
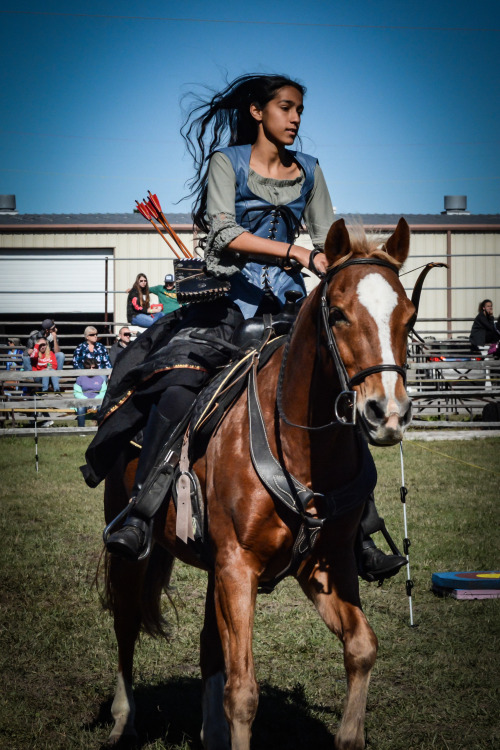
[[23, 318, 65, 374], [30, 338, 59, 393], [109, 327, 132, 366], [72, 326, 112, 370]]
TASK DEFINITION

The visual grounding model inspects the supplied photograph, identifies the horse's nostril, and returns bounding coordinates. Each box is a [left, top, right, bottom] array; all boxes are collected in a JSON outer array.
[[365, 399, 385, 424], [401, 400, 413, 425]]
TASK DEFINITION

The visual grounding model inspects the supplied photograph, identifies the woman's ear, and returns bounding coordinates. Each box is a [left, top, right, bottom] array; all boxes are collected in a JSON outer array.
[[324, 219, 351, 266], [249, 102, 262, 123]]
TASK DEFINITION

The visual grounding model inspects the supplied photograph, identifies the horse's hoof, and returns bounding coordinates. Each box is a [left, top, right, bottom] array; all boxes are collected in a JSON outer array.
[[105, 728, 138, 748]]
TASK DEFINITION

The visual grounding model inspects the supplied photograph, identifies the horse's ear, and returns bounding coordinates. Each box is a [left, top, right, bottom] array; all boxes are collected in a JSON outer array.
[[385, 218, 410, 265], [324, 219, 351, 265]]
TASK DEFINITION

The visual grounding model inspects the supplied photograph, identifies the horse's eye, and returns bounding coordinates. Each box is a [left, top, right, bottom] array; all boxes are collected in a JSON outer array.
[[329, 308, 346, 325]]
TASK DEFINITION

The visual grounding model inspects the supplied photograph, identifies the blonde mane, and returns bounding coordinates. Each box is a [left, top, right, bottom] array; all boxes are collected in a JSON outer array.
[[329, 224, 402, 271]]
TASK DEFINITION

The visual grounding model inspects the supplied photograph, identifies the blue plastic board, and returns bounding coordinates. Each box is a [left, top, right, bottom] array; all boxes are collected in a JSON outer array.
[[432, 571, 500, 590]]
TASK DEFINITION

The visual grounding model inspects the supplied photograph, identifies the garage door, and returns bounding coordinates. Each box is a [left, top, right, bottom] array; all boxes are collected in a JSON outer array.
[[0, 248, 114, 314]]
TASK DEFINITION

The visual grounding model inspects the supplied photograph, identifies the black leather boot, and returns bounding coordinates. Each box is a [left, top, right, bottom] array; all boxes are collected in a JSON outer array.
[[358, 494, 407, 583], [104, 406, 184, 561], [360, 539, 407, 583]]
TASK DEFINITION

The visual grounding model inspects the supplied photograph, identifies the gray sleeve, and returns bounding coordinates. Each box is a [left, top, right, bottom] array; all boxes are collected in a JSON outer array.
[[204, 152, 246, 277], [303, 163, 335, 248]]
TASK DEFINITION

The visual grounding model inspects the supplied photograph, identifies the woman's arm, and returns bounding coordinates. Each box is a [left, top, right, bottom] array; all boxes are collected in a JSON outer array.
[[206, 152, 328, 274], [303, 164, 335, 248]]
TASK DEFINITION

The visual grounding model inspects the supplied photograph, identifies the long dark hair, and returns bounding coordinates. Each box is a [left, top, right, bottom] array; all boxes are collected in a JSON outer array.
[[478, 299, 493, 315], [133, 273, 150, 308], [181, 73, 306, 232]]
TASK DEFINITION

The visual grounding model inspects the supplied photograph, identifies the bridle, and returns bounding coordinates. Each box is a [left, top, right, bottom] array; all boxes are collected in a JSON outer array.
[[277, 256, 444, 431]]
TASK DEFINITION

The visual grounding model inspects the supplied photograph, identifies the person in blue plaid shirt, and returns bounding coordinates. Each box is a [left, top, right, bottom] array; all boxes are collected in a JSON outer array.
[[72, 326, 111, 370]]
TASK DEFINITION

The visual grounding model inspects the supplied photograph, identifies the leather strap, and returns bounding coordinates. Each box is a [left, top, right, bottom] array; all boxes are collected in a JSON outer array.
[[247, 356, 320, 523], [176, 433, 195, 544]]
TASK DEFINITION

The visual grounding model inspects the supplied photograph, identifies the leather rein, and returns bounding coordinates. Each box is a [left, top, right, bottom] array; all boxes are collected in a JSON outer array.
[[277, 256, 446, 431]]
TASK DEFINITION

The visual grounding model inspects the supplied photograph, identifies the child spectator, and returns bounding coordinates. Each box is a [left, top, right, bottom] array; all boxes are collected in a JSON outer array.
[[74, 357, 107, 427]]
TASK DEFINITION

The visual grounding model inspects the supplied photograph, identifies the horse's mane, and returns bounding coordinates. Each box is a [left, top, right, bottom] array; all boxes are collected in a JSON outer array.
[[329, 224, 402, 271]]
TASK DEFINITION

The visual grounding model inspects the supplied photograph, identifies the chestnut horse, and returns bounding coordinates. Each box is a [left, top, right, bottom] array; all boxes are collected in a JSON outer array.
[[103, 218, 414, 750]]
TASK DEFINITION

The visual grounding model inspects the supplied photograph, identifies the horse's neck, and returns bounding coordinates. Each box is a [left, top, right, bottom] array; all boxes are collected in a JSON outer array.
[[278, 289, 361, 490]]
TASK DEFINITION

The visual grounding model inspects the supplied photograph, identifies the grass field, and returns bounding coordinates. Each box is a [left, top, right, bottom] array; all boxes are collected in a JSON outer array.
[[1, 435, 499, 750]]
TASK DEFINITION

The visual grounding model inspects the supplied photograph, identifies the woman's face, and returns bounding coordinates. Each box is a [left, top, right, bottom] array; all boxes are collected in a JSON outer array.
[[138, 276, 147, 288], [251, 86, 304, 146], [483, 301, 493, 315], [86, 330, 98, 343]]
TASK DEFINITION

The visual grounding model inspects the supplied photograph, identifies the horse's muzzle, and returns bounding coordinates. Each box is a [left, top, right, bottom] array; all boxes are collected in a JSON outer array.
[[359, 395, 413, 446]]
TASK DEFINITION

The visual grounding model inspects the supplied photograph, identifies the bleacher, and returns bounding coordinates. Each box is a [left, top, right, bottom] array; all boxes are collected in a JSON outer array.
[[1, 320, 499, 438]]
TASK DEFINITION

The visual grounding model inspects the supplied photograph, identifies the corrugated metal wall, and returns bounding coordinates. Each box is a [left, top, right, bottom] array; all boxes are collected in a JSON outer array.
[[1, 228, 498, 337]]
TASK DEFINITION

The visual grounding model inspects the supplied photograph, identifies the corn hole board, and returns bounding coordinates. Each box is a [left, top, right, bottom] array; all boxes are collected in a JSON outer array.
[[432, 571, 500, 600]]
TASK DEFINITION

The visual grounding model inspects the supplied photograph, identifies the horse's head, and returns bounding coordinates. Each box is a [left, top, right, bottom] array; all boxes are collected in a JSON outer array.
[[322, 218, 415, 445]]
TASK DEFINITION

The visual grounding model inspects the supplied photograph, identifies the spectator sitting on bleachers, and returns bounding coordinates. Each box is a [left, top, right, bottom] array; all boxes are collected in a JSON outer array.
[[6, 337, 23, 370], [74, 357, 107, 427], [73, 326, 111, 370], [23, 318, 65, 373], [30, 338, 61, 393], [109, 327, 131, 366], [470, 299, 500, 354], [127, 273, 164, 328], [150, 274, 180, 315]]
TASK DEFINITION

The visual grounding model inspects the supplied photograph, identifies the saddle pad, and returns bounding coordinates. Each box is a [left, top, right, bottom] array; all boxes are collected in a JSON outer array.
[[432, 571, 500, 591], [188, 336, 286, 458]]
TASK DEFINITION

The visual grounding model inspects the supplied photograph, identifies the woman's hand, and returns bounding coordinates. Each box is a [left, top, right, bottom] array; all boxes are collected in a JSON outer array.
[[290, 245, 329, 276]]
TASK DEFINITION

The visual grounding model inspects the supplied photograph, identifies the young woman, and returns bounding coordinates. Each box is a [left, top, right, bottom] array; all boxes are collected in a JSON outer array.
[[30, 338, 59, 392], [85, 73, 404, 581], [470, 299, 500, 352], [127, 273, 164, 328]]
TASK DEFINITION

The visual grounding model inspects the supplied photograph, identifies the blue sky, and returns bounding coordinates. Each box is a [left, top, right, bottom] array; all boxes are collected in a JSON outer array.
[[1, 0, 499, 216]]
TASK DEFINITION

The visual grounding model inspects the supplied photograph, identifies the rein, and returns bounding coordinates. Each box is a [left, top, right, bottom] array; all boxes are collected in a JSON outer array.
[[277, 257, 441, 431]]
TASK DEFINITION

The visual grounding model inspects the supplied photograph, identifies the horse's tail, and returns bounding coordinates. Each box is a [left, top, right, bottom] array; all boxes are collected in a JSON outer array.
[[97, 445, 177, 639], [99, 544, 176, 639]]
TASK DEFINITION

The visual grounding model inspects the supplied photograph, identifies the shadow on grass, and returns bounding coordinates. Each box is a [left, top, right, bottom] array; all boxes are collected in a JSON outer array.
[[86, 676, 337, 749]]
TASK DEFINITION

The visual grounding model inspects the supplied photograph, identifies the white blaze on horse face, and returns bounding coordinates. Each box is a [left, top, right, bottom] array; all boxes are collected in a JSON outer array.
[[356, 273, 399, 405]]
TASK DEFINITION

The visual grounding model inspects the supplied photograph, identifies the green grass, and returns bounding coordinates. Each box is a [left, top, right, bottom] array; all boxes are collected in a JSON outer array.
[[1, 436, 499, 749]]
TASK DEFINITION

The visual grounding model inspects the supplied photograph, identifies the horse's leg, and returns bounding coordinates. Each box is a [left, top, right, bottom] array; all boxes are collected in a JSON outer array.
[[299, 550, 377, 750], [200, 572, 230, 750], [103, 455, 144, 745], [213, 559, 259, 750], [106, 556, 146, 744]]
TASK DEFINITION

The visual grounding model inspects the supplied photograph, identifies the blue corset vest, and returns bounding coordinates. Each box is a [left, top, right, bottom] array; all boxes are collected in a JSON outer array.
[[217, 144, 317, 319]]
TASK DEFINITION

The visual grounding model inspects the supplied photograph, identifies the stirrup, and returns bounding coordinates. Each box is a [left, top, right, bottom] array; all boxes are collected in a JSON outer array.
[[103, 502, 154, 561]]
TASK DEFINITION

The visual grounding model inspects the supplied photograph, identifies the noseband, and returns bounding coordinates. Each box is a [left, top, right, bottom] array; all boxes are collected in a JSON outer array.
[[277, 257, 407, 430]]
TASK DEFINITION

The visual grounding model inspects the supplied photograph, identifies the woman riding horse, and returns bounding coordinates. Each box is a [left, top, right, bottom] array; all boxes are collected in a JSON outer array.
[[82, 73, 405, 581]]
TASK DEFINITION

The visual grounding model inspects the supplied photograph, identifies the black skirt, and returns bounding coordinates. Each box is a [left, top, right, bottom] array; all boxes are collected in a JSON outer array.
[[82, 297, 243, 487]]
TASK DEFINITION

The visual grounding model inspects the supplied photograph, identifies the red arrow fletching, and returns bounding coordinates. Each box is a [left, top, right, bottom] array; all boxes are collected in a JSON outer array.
[[135, 201, 152, 220], [144, 199, 158, 219], [148, 192, 163, 213]]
